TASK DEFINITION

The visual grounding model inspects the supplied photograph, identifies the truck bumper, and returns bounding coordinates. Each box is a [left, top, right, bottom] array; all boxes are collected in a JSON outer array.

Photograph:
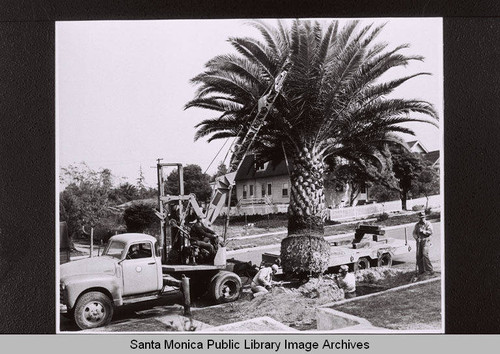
[[60, 303, 68, 313]]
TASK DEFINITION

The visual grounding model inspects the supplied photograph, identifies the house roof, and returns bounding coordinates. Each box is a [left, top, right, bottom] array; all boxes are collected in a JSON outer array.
[[406, 140, 428, 153], [235, 154, 290, 181], [422, 150, 440, 166]]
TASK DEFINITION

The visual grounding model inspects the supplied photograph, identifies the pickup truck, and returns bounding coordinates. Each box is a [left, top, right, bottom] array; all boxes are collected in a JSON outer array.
[[60, 233, 242, 330]]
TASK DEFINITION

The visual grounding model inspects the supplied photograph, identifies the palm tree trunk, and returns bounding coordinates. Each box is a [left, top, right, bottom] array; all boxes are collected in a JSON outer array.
[[280, 149, 330, 277]]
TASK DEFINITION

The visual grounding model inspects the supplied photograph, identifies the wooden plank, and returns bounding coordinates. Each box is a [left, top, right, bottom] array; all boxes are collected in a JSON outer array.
[[372, 235, 388, 241], [357, 224, 382, 231]]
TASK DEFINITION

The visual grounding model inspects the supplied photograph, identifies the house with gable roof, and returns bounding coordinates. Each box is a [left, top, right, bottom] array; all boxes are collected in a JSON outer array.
[[231, 140, 439, 214]]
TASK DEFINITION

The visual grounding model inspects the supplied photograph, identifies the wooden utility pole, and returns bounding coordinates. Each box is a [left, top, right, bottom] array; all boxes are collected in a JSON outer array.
[[156, 158, 165, 262]]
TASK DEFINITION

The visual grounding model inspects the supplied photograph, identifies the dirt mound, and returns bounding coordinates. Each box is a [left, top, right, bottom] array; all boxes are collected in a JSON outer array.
[[297, 277, 344, 302], [238, 284, 337, 329], [355, 268, 429, 287], [195, 278, 344, 329]]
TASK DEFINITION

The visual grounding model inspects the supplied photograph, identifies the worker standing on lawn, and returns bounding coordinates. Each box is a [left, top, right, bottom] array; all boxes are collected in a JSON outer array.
[[336, 265, 356, 299], [412, 211, 434, 275], [251, 264, 279, 297]]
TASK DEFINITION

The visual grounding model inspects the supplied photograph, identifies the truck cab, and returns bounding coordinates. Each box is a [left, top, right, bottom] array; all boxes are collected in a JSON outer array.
[[60, 234, 165, 329], [60, 233, 242, 330]]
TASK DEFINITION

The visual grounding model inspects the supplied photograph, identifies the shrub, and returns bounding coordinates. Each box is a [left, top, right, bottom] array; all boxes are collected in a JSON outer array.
[[412, 204, 424, 211], [377, 212, 389, 221]]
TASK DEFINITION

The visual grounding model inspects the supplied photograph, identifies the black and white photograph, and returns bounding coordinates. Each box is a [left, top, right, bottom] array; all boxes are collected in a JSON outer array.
[[56, 18, 443, 333]]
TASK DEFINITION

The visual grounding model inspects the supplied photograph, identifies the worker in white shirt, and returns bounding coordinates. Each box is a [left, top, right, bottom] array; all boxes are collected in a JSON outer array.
[[251, 264, 279, 297], [336, 265, 356, 299]]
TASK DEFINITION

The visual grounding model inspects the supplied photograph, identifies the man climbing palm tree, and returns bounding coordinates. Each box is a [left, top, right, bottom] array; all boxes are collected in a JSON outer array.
[[186, 19, 438, 277]]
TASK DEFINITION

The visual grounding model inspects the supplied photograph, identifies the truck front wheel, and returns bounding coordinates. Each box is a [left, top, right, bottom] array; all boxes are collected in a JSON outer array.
[[74, 291, 114, 330], [210, 271, 241, 304]]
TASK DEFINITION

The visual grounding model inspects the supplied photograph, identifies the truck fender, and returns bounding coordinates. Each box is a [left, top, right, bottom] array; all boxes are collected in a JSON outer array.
[[63, 274, 122, 309]]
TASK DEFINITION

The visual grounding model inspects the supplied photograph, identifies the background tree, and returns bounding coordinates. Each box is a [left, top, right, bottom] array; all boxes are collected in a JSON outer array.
[[369, 183, 400, 214], [136, 165, 147, 196], [165, 164, 212, 203], [109, 182, 139, 204], [123, 202, 159, 234], [410, 163, 440, 210], [214, 161, 229, 178], [186, 19, 438, 276], [390, 146, 426, 210], [60, 163, 115, 255], [325, 149, 397, 206]]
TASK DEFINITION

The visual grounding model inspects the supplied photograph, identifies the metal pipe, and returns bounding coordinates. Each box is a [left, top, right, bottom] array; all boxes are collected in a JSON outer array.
[[181, 275, 191, 317]]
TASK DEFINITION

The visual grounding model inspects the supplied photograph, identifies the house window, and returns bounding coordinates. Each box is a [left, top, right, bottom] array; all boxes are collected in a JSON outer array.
[[256, 161, 265, 171], [360, 184, 366, 193], [261, 183, 266, 197], [249, 185, 254, 197], [282, 183, 289, 197], [267, 183, 272, 196], [243, 185, 247, 199]]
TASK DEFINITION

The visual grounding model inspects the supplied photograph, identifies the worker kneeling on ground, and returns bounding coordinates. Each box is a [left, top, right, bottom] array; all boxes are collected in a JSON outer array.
[[336, 265, 356, 299], [251, 264, 279, 297]]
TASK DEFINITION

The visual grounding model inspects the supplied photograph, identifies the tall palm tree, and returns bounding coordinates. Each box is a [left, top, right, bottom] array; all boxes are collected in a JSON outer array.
[[186, 19, 438, 276]]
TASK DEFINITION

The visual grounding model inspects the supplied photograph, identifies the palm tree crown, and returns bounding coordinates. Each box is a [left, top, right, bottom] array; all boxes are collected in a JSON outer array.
[[186, 19, 438, 276], [187, 19, 437, 164]]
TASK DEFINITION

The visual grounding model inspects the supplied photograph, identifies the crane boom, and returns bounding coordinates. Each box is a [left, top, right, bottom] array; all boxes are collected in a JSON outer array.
[[204, 58, 293, 226]]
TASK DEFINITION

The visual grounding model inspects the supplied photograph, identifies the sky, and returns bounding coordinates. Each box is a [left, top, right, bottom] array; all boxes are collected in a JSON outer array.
[[56, 18, 443, 188]]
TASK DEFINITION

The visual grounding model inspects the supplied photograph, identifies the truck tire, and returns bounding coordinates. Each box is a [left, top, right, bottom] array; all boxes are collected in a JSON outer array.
[[377, 253, 393, 267], [354, 257, 371, 271], [210, 271, 241, 304], [74, 291, 114, 330]]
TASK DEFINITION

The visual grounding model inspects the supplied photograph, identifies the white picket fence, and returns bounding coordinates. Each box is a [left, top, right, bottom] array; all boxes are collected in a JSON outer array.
[[221, 194, 441, 219], [328, 194, 441, 221]]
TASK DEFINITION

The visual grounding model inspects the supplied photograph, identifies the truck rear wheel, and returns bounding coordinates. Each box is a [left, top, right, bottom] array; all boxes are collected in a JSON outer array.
[[74, 291, 114, 330], [377, 253, 393, 267], [354, 257, 371, 271], [210, 271, 241, 304]]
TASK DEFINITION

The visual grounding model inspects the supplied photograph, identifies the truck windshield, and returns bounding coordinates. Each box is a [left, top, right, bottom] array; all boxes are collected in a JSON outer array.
[[102, 240, 126, 259]]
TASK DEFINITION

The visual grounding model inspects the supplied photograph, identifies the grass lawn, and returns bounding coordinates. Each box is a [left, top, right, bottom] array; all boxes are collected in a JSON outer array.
[[333, 280, 442, 330]]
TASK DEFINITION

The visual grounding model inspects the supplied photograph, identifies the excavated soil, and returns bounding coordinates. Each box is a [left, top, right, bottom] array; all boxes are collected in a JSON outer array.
[[192, 268, 438, 331], [193, 277, 344, 330]]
